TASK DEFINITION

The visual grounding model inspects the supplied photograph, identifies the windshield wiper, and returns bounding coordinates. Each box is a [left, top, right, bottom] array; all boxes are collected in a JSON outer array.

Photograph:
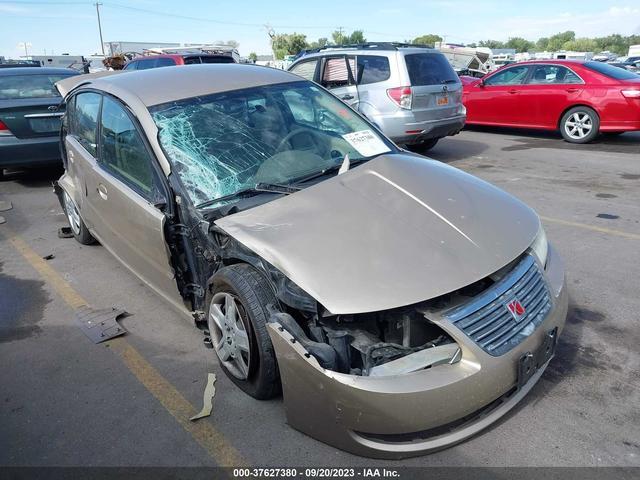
[[292, 156, 373, 186], [442, 79, 458, 84], [196, 183, 300, 209]]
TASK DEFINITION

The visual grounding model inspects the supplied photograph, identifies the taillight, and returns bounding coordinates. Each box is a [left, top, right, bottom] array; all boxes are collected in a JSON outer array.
[[387, 86, 412, 109], [0, 119, 13, 136], [621, 89, 640, 98]]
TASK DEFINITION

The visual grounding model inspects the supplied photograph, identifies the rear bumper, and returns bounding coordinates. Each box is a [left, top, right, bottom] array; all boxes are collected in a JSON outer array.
[[0, 135, 61, 168], [268, 245, 567, 459], [373, 113, 466, 144]]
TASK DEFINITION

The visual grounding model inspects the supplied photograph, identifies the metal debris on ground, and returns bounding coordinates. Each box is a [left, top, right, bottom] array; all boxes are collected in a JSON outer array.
[[0, 216, 5, 225], [75, 306, 129, 344], [42, 254, 55, 260], [57, 226, 74, 238], [0, 200, 12, 212], [190, 373, 217, 421]]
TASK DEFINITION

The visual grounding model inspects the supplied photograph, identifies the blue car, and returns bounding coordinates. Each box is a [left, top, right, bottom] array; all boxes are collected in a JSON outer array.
[[0, 67, 79, 178]]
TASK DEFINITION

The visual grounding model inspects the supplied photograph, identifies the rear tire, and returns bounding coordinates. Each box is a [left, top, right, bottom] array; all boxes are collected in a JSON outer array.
[[62, 191, 95, 245], [406, 138, 439, 153], [560, 106, 600, 144], [207, 264, 281, 400]]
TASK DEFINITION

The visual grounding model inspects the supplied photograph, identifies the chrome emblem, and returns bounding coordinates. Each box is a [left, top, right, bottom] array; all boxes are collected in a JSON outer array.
[[506, 299, 526, 322]]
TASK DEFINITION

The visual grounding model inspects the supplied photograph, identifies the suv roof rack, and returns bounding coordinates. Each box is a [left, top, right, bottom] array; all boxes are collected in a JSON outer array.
[[295, 42, 432, 60]]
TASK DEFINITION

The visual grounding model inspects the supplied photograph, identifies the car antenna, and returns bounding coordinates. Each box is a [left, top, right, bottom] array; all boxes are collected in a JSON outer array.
[[338, 153, 350, 175]]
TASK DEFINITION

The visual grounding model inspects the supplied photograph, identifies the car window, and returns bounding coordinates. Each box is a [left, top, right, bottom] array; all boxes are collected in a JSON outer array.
[[154, 58, 176, 68], [321, 57, 355, 88], [200, 56, 236, 64], [404, 53, 458, 86], [99, 96, 159, 198], [353, 55, 391, 85], [123, 62, 137, 70], [485, 66, 530, 85], [584, 61, 639, 80], [150, 81, 396, 207], [0, 73, 75, 99], [72, 92, 101, 156], [135, 59, 156, 70], [290, 59, 318, 81], [528, 65, 583, 84]]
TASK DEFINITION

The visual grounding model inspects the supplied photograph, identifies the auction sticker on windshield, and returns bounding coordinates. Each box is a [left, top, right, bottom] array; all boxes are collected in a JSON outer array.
[[341, 130, 391, 157]]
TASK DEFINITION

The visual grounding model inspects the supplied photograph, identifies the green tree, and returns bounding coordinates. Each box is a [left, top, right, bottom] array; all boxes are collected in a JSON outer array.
[[349, 30, 366, 44], [546, 31, 575, 51], [413, 34, 443, 46], [248, 52, 257, 63], [562, 38, 598, 53], [505, 37, 535, 53], [331, 30, 366, 45], [478, 39, 506, 49], [308, 37, 329, 49], [271, 33, 309, 59], [536, 37, 549, 51]]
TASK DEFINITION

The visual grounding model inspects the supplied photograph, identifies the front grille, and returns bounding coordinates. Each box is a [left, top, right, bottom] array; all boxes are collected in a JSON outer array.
[[444, 255, 551, 356]]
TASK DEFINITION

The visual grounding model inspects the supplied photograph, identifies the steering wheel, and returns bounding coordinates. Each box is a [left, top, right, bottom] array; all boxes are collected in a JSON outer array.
[[275, 128, 328, 156]]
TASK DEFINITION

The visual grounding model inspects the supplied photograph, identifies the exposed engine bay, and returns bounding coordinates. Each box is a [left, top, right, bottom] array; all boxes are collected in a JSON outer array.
[[269, 307, 460, 377]]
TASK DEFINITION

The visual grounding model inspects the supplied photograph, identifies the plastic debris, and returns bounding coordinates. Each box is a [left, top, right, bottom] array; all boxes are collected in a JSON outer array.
[[58, 227, 74, 238], [75, 306, 129, 343], [190, 373, 217, 421]]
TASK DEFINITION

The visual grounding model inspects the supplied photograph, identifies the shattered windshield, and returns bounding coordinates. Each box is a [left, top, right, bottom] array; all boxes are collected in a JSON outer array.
[[150, 81, 395, 207]]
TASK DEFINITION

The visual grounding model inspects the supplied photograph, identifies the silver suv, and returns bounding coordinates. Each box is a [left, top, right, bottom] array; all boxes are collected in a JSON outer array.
[[288, 43, 466, 152]]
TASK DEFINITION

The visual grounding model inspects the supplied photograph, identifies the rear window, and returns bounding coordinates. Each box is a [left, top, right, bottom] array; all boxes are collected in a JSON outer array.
[[0, 74, 74, 99], [584, 61, 639, 80], [200, 56, 235, 64], [404, 53, 458, 86]]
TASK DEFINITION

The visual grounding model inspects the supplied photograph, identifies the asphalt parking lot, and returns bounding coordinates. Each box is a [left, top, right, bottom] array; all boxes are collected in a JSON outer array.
[[1, 128, 639, 468]]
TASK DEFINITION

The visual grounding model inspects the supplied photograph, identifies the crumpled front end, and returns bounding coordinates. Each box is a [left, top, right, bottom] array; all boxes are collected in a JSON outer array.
[[267, 246, 567, 459]]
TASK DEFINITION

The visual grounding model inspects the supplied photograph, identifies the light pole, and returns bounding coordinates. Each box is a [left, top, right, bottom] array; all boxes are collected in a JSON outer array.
[[18, 42, 32, 57], [95, 2, 105, 55]]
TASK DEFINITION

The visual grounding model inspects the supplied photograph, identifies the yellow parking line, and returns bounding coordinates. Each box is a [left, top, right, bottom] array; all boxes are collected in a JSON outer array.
[[540, 216, 640, 241], [5, 232, 247, 467]]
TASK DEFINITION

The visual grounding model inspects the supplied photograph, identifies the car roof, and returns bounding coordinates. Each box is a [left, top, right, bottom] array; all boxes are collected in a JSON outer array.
[[86, 63, 303, 106], [0, 67, 79, 76], [509, 59, 587, 66]]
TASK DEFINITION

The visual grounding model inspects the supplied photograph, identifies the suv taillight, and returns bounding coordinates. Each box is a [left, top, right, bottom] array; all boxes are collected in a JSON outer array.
[[0, 119, 13, 136], [387, 86, 412, 109], [621, 89, 640, 98]]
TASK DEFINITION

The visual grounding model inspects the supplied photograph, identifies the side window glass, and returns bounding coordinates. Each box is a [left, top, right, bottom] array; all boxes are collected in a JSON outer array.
[[73, 92, 101, 156], [155, 58, 175, 68], [136, 59, 155, 70], [321, 57, 354, 89], [356, 55, 391, 85], [560, 67, 582, 84], [485, 66, 529, 85], [290, 60, 318, 81], [123, 62, 137, 70], [99, 97, 159, 198]]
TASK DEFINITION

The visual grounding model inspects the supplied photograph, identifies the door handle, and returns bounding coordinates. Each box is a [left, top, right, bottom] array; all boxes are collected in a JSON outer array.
[[508, 89, 518, 94], [341, 94, 354, 100], [566, 88, 579, 93], [97, 183, 108, 200]]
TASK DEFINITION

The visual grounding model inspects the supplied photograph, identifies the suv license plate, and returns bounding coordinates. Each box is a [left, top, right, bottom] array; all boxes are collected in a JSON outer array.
[[517, 327, 557, 389], [437, 96, 449, 106]]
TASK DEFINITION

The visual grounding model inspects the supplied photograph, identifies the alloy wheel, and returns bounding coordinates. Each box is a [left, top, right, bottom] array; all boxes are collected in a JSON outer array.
[[564, 112, 593, 140], [208, 292, 251, 380], [63, 192, 81, 236]]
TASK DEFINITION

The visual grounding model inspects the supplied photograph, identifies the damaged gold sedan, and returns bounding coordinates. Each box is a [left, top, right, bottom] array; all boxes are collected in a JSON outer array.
[[54, 65, 568, 458]]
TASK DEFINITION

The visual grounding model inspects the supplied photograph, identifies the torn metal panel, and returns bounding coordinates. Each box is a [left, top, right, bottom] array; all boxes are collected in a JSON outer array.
[[75, 306, 128, 343], [190, 373, 217, 421], [217, 153, 540, 314], [368, 344, 460, 377]]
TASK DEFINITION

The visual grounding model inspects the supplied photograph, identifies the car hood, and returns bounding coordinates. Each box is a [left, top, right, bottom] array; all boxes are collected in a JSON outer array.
[[215, 153, 540, 314]]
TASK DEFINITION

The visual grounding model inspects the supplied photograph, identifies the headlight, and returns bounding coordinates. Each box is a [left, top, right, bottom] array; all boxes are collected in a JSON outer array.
[[530, 223, 548, 266]]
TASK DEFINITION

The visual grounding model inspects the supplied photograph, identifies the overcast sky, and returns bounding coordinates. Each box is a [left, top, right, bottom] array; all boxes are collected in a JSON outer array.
[[1, 0, 639, 58]]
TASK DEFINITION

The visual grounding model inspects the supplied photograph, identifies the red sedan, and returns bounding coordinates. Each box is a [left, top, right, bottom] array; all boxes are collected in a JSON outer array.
[[462, 60, 640, 143]]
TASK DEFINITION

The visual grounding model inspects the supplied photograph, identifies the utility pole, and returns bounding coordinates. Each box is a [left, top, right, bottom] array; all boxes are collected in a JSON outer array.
[[95, 2, 105, 55]]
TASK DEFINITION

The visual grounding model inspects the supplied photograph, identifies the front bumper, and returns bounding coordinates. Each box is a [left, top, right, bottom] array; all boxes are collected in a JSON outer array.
[[0, 135, 61, 169], [267, 245, 567, 458]]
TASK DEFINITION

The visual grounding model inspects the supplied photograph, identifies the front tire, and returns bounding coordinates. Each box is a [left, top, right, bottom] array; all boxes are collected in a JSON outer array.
[[62, 191, 94, 245], [560, 106, 600, 144], [207, 264, 280, 399]]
